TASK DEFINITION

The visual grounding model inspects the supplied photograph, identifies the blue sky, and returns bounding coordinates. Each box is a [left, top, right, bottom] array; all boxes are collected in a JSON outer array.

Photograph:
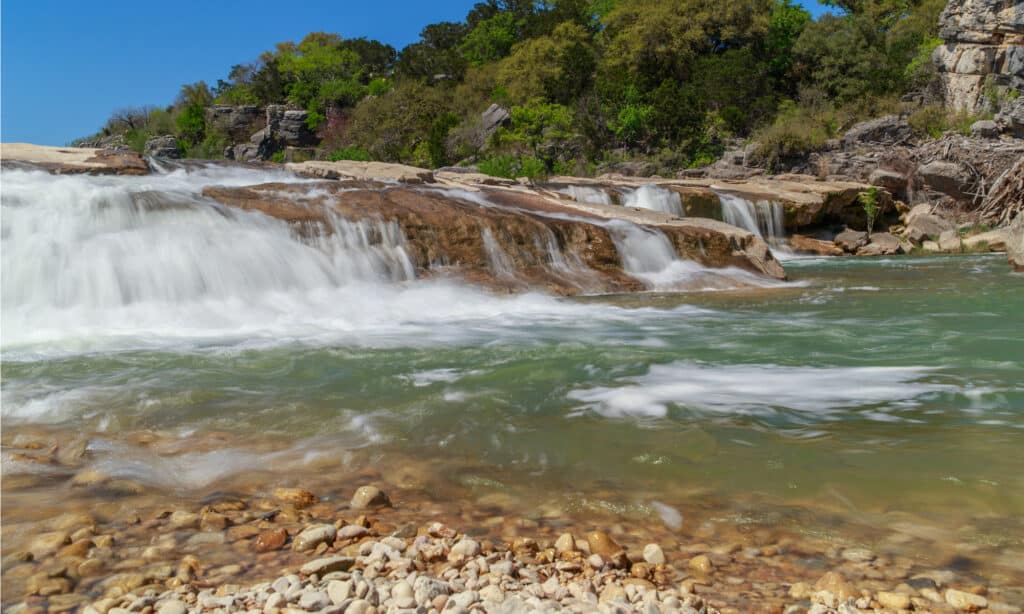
[[2, 1, 832, 145]]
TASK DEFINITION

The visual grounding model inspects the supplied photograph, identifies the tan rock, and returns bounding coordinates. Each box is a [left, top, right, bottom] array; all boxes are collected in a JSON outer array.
[[814, 571, 856, 602], [586, 531, 621, 558], [273, 487, 318, 509], [554, 533, 577, 553], [790, 234, 844, 256], [688, 554, 715, 575], [877, 590, 912, 610], [945, 588, 987, 611], [1, 143, 149, 175], [288, 160, 435, 184], [29, 532, 70, 559], [962, 228, 1009, 251], [350, 485, 390, 509]]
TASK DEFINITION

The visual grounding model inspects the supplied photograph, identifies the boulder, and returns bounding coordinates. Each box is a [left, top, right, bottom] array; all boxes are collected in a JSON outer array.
[[869, 168, 907, 194], [288, 160, 436, 184], [938, 229, 963, 251], [904, 203, 955, 242], [790, 234, 844, 256], [857, 232, 902, 256], [144, 135, 181, 158], [1009, 215, 1024, 271], [841, 115, 912, 148], [995, 97, 1024, 137], [206, 105, 262, 142], [480, 104, 511, 138], [969, 119, 1000, 138], [918, 160, 974, 202], [834, 229, 868, 253], [962, 228, 1009, 251], [267, 105, 318, 147]]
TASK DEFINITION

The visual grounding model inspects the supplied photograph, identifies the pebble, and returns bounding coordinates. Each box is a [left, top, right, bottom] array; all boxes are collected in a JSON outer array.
[[877, 590, 912, 610], [155, 600, 187, 614], [945, 588, 987, 611], [587, 531, 621, 558], [688, 554, 714, 575], [449, 538, 480, 558], [255, 528, 288, 552], [273, 487, 318, 509], [338, 524, 369, 539], [350, 485, 390, 509], [300, 555, 355, 575], [642, 544, 665, 565], [814, 571, 856, 602], [292, 524, 336, 551]]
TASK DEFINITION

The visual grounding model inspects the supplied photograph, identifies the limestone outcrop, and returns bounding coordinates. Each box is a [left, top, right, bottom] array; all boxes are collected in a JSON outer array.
[[932, 0, 1024, 113], [202, 178, 785, 296], [0, 143, 149, 175]]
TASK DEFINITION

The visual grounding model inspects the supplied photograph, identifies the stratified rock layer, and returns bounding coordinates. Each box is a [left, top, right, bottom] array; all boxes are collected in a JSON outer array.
[[0, 143, 149, 175]]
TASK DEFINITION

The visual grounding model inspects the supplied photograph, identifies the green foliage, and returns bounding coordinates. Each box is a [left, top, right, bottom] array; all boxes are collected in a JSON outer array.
[[348, 81, 450, 163], [176, 103, 207, 144], [367, 78, 392, 96], [766, 0, 811, 83], [858, 187, 881, 237], [478, 154, 548, 180], [753, 100, 833, 169], [327, 146, 373, 161], [908, 105, 989, 138], [270, 151, 286, 163], [460, 12, 520, 66]]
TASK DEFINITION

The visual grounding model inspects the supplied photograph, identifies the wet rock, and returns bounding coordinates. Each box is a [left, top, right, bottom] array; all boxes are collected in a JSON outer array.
[[688, 554, 714, 575], [273, 487, 318, 509], [57, 539, 92, 559], [168, 511, 199, 529], [200, 512, 228, 531], [292, 524, 336, 551], [814, 571, 856, 602], [945, 588, 987, 611], [350, 485, 390, 509], [877, 590, 912, 610], [255, 528, 288, 552], [962, 228, 1009, 251], [29, 532, 70, 558], [586, 531, 621, 558], [299, 556, 356, 577], [642, 544, 666, 565], [555, 533, 577, 553]]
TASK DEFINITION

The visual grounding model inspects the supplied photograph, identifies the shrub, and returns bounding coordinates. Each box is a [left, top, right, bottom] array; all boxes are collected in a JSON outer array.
[[858, 187, 881, 237], [270, 151, 286, 163], [478, 154, 548, 181], [907, 104, 947, 138], [752, 100, 831, 169], [327, 146, 372, 161]]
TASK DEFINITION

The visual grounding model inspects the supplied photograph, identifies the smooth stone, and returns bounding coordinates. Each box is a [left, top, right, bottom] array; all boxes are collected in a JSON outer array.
[[688, 555, 714, 575], [945, 588, 987, 611], [255, 528, 288, 552], [449, 538, 480, 558], [155, 600, 187, 614], [292, 524, 336, 551], [300, 556, 355, 575], [168, 511, 199, 529], [554, 533, 576, 553], [350, 485, 390, 509], [298, 590, 329, 610], [642, 543, 665, 565], [841, 547, 875, 563], [586, 531, 621, 558], [346, 598, 372, 614], [273, 487, 318, 509], [29, 531, 70, 558], [814, 571, 856, 602], [338, 525, 369, 539], [877, 591, 911, 610]]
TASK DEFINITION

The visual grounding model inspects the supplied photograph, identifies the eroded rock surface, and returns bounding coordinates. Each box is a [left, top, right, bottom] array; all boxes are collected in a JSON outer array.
[[0, 143, 149, 175]]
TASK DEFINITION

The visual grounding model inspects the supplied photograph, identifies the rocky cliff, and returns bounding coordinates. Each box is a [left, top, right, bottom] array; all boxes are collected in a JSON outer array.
[[932, 0, 1024, 112]]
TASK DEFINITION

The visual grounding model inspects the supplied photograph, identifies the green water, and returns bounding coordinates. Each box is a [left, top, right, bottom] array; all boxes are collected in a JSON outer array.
[[5, 255, 1022, 529]]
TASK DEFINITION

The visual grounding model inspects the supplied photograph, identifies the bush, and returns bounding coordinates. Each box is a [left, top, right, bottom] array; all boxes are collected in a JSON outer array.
[[478, 154, 548, 180], [907, 104, 947, 138], [752, 100, 832, 169], [270, 151, 286, 163], [327, 146, 372, 161]]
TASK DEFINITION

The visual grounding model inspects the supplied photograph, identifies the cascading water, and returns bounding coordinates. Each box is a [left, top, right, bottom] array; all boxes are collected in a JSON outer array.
[[481, 227, 516, 278], [718, 192, 785, 244], [623, 184, 684, 216], [559, 185, 613, 205]]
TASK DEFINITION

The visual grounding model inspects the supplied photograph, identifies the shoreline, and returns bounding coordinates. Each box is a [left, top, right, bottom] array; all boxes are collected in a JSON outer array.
[[3, 426, 1022, 613]]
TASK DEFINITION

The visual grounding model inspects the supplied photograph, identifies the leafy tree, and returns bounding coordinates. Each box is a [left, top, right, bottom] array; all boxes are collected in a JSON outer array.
[[396, 22, 469, 79], [496, 22, 595, 104], [460, 12, 521, 66]]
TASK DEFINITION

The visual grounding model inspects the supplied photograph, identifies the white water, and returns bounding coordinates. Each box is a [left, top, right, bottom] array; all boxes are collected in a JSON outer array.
[[481, 227, 515, 278], [623, 185, 684, 216], [718, 193, 785, 242], [1, 167, 694, 356], [559, 185, 613, 205], [568, 362, 954, 420]]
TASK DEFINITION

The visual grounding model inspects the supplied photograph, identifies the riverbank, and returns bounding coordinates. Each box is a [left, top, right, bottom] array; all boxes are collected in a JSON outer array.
[[3, 424, 1020, 613]]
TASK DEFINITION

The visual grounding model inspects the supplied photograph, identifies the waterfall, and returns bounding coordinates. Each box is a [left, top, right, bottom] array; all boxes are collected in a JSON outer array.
[[559, 185, 613, 205], [606, 221, 704, 289], [481, 228, 516, 278], [622, 185, 684, 217], [718, 193, 785, 244]]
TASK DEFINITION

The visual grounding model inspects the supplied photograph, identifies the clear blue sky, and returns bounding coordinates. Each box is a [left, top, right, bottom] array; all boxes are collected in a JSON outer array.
[[1, 0, 832, 146]]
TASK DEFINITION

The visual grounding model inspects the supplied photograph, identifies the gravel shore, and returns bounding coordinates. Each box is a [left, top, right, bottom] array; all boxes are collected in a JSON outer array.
[[3, 479, 1020, 614]]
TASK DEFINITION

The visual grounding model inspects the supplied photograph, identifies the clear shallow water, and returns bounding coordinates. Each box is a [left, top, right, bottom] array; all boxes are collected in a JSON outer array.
[[3, 167, 1023, 580]]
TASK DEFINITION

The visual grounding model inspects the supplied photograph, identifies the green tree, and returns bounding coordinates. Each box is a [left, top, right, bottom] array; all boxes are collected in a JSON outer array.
[[496, 21, 595, 104], [460, 12, 521, 66]]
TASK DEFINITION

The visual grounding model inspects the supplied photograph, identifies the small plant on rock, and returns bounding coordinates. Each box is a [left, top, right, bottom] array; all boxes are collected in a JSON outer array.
[[858, 187, 881, 238]]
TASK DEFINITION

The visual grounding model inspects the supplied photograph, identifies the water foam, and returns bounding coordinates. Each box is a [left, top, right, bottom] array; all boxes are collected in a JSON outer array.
[[623, 185, 684, 216]]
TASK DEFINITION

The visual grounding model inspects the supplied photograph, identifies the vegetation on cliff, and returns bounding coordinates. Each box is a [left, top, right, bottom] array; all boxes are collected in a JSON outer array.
[[79, 0, 960, 176]]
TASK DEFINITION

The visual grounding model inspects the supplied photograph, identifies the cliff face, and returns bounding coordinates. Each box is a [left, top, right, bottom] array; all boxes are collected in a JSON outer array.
[[932, 0, 1024, 112]]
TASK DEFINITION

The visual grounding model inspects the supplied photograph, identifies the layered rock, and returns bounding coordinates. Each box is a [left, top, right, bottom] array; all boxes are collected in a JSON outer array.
[[202, 178, 785, 296], [143, 135, 181, 159], [0, 143, 149, 175], [206, 105, 262, 142], [932, 0, 1024, 113]]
